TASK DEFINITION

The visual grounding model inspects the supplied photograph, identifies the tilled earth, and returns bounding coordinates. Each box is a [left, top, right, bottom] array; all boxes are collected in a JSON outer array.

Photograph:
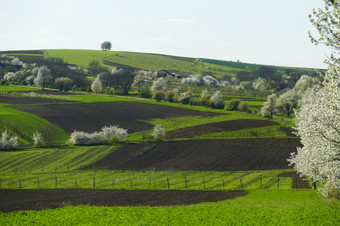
[[83, 138, 301, 171], [0, 189, 247, 213], [11, 102, 220, 133]]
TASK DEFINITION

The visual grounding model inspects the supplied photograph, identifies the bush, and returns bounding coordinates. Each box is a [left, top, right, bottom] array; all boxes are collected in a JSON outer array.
[[200, 95, 213, 107], [189, 97, 202, 106], [0, 130, 18, 150], [224, 99, 240, 111], [152, 90, 165, 101], [237, 102, 250, 112], [210, 91, 225, 109], [165, 91, 175, 102], [178, 91, 192, 104], [140, 90, 152, 98], [68, 125, 128, 145]]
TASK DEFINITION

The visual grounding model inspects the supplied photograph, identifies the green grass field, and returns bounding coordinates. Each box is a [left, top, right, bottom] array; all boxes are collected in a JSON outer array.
[[0, 190, 338, 225]]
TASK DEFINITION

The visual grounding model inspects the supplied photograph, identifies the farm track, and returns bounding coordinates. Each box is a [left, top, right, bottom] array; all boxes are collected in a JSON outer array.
[[83, 138, 301, 171], [0, 189, 247, 212]]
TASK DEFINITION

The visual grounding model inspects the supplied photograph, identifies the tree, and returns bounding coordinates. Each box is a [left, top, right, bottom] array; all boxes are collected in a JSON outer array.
[[34, 66, 52, 89], [54, 77, 73, 91], [91, 76, 103, 93], [153, 124, 165, 140], [111, 70, 136, 94], [0, 130, 18, 150], [101, 41, 112, 51], [289, 0, 340, 198], [132, 73, 149, 95], [33, 131, 44, 147], [289, 68, 340, 198], [210, 91, 225, 109], [309, 0, 340, 53], [276, 89, 299, 117], [261, 93, 277, 118], [151, 77, 167, 92]]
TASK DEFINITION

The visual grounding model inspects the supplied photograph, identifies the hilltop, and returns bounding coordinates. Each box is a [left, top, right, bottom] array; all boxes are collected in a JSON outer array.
[[0, 49, 318, 79]]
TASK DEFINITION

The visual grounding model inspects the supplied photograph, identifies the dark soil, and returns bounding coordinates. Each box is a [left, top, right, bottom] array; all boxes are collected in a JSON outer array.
[[83, 138, 301, 171], [0, 189, 247, 212], [164, 119, 277, 139], [278, 172, 310, 189], [11, 102, 219, 133], [0, 96, 68, 104]]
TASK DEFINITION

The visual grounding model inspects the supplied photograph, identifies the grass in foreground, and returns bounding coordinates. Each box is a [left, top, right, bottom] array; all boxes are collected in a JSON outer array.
[[0, 190, 338, 225]]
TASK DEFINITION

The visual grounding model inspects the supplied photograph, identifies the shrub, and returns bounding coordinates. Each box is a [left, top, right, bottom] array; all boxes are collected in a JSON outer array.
[[0, 130, 18, 150], [140, 90, 152, 98], [165, 91, 175, 102], [152, 90, 165, 101], [178, 91, 192, 104], [153, 124, 165, 140], [210, 91, 225, 109], [68, 125, 128, 145], [200, 94, 212, 107], [189, 97, 202, 106], [224, 99, 240, 111], [237, 102, 250, 112]]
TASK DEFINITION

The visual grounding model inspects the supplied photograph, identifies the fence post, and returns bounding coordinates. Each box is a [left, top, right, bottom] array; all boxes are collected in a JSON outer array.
[[149, 178, 151, 189], [185, 177, 188, 190], [167, 178, 170, 190], [55, 177, 57, 188], [223, 180, 225, 190], [93, 177, 95, 188], [277, 176, 280, 189], [130, 179, 132, 189], [203, 179, 206, 189], [240, 179, 243, 189], [37, 178, 40, 189]]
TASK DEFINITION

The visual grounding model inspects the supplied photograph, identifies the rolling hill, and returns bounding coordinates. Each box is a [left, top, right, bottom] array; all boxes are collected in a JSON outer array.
[[0, 49, 318, 79]]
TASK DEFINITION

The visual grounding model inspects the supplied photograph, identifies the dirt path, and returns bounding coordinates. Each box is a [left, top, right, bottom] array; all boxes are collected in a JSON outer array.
[[0, 189, 247, 212]]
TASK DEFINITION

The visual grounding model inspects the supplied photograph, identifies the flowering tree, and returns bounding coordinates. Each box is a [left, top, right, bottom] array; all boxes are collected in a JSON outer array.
[[33, 131, 44, 147], [151, 77, 167, 92], [289, 67, 340, 198], [210, 91, 225, 109], [0, 130, 18, 150], [276, 89, 299, 117], [290, 0, 340, 198], [261, 93, 277, 118], [132, 73, 149, 95], [34, 66, 52, 90], [153, 124, 165, 140], [91, 76, 103, 93]]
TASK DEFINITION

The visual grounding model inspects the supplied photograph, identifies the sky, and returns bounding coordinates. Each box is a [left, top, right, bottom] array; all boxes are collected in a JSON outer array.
[[0, 0, 332, 69]]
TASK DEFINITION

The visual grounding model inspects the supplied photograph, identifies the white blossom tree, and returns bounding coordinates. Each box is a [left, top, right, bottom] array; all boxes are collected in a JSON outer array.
[[289, 67, 340, 198], [0, 130, 18, 150], [210, 91, 225, 109], [91, 76, 103, 93], [290, 0, 340, 198], [153, 124, 166, 140], [34, 66, 52, 90], [276, 89, 299, 117], [261, 93, 277, 118], [132, 73, 149, 95], [33, 131, 44, 147], [151, 77, 167, 92]]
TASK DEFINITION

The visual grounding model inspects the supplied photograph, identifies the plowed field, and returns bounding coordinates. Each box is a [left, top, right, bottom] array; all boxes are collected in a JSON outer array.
[[12, 102, 219, 133], [0, 189, 247, 212], [83, 138, 301, 171]]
